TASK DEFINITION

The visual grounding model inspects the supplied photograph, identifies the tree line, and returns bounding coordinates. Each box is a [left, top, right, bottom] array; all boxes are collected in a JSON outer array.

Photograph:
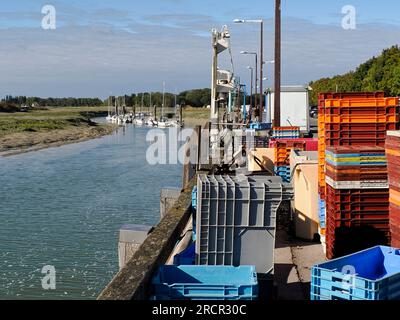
[[1, 88, 212, 112], [1, 96, 103, 107], [309, 45, 400, 105]]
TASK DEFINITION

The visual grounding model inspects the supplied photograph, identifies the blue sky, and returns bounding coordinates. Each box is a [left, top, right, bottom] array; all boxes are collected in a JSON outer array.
[[1, 0, 400, 97]]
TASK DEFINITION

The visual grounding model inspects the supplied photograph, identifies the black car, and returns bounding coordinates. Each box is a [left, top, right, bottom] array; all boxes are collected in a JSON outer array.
[[310, 105, 318, 118]]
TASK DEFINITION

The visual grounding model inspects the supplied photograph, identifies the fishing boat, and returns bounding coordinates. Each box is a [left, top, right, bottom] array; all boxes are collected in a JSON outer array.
[[157, 116, 171, 128], [135, 117, 145, 125], [158, 82, 171, 128], [123, 114, 133, 124], [106, 108, 113, 122], [146, 118, 157, 126], [134, 94, 146, 125], [169, 119, 180, 127]]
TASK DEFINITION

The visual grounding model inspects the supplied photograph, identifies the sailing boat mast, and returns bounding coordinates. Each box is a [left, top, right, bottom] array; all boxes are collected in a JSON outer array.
[[162, 81, 165, 118], [122, 96, 126, 115], [174, 88, 177, 109], [150, 92, 152, 111]]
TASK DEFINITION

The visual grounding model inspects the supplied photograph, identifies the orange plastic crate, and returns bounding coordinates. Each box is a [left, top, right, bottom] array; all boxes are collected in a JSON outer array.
[[319, 167, 326, 187], [324, 114, 399, 124], [324, 97, 399, 108], [318, 92, 385, 101], [389, 189, 400, 207]]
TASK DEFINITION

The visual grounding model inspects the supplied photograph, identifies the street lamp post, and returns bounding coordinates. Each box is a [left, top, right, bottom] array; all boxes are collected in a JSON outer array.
[[246, 66, 253, 112], [260, 20, 264, 118], [234, 18, 264, 120], [275, 0, 282, 127], [241, 51, 258, 111]]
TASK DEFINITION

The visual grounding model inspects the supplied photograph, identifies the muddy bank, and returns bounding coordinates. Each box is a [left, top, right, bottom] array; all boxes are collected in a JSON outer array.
[[0, 123, 116, 157]]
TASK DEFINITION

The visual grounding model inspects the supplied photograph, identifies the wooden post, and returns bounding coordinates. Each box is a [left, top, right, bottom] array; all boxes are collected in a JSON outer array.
[[180, 104, 183, 126], [274, 0, 282, 127]]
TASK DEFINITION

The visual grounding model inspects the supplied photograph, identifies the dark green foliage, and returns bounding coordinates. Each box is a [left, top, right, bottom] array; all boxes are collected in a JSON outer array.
[[1, 96, 103, 110], [309, 45, 400, 105], [0, 101, 20, 112], [178, 88, 211, 108], [2, 88, 212, 112]]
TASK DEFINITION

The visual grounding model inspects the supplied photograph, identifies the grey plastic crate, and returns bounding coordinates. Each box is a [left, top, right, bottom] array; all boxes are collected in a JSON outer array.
[[196, 174, 293, 275]]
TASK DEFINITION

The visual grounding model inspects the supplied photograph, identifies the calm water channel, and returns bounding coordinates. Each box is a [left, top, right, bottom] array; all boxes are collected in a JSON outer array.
[[0, 121, 182, 299]]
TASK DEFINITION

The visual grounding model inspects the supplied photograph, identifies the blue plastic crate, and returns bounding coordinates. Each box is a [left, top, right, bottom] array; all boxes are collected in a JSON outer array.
[[271, 135, 300, 139], [310, 291, 363, 301], [173, 243, 195, 266], [275, 167, 290, 172], [249, 122, 271, 130], [275, 175, 290, 183], [191, 186, 197, 210], [191, 186, 197, 240], [192, 228, 196, 241], [311, 282, 400, 300], [271, 129, 300, 139], [191, 205, 196, 241], [311, 246, 400, 300], [318, 197, 326, 229], [192, 224, 197, 241], [151, 265, 258, 300], [274, 166, 291, 182]]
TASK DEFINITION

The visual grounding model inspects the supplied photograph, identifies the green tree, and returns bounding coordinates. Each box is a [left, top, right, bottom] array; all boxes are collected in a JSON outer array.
[[309, 45, 400, 105]]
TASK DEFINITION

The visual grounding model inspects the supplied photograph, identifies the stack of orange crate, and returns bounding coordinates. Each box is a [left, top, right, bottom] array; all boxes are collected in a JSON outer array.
[[386, 131, 400, 247], [318, 92, 387, 199], [318, 92, 399, 259]]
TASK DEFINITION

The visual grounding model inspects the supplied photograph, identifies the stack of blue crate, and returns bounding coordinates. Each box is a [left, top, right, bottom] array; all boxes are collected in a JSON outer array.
[[311, 246, 400, 300], [271, 126, 300, 139], [274, 166, 291, 182]]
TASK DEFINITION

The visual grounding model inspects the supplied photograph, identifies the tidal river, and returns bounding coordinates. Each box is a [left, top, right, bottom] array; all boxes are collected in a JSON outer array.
[[0, 122, 182, 299]]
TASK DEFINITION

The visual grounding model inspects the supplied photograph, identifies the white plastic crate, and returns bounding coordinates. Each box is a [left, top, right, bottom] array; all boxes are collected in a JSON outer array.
[[196, 174, 293, 274]]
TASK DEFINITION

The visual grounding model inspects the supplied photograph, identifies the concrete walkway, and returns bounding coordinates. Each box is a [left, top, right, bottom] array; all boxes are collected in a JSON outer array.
[[274, 230, 326, 300]]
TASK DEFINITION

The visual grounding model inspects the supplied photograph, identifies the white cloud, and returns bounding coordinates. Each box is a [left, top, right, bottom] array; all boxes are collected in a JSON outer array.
[[0, 16, 399, 97]]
